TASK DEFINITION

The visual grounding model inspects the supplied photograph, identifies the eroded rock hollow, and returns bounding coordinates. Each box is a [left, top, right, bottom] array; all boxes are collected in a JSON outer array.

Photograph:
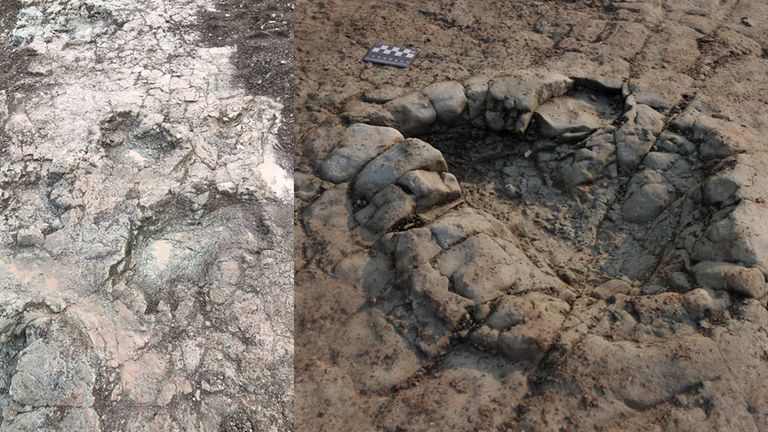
[[295, 1, 768, 426]]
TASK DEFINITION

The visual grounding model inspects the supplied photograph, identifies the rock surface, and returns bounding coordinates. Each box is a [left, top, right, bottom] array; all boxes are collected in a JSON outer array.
[[0, 0, 294, 430], [295, 0, 768, 431]]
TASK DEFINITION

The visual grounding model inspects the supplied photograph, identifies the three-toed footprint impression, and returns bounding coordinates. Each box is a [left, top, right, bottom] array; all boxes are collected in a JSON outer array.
[[320, 68, 767, 366]]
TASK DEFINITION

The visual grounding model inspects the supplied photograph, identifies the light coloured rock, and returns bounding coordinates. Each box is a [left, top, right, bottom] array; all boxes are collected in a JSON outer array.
[[353, 138, 447, 199], [355, 184, 417, 234], [616, 103, 666, 171], [621, 182, 676, 223], [0, 408, 100, 432], [486, 71, 573, 133], [558, 128, 616, 187], [634, 104, 665, 135], [422, 81, 468, 124], [536, 98, 602, 137], [464, 76, 490, 120], [342, 100, 396, 126], [321, 123, 404, 183], [397, 169, 461, 211], [577, 335, 726, 410], [672, 112, 760, 160], [16, 227, 44, 247], [10, 324, 95, 409], [392, 227, 442, 274], [689, 200, 768, 275], [702, 173, 739, 205], [383, 92, 437, 136], [616, 123, 657, 172], [657, 130, 696, 155], [489, 72, 573, 113], [684, 288, 730, 319], [429, 207, 506, 249], [479, 292, 570, 363], [592, 279, 632, 299], [0, 0, 293, 429], [643, 151, 679, 170], [436, 234, 519, 303], [692, 261, 766, 299]]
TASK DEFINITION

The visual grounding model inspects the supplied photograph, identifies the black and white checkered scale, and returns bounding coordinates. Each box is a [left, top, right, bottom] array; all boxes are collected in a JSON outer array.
[[363, 43, 418, 68]]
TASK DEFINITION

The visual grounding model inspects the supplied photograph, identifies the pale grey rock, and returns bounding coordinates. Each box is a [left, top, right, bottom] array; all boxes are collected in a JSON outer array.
[[577, 335, 726, 409], [436, 234, 520, 303], [559, 161, 596, 186], [422, 81, 468, 124], [464, 76, 490, 120], [536, 98, 602, 137], [0, 408, 100, 432], [486, 71, 572, 133], [353, 138, 447, 199], [355, 184, 417, 234], [10, 321, 95, 409], [321, 123, 404, 183], [634, 104, 665, 135], [684, 288, 730, 319], [657, 130, 696, 155], [616, 123, 657, 172], [592, 279, 632, 299], [643, 151, 679, 170], [480, 292, 570, 363], [672, 112, 760, 160], [0, 0, 293, 429], [616, 104, 665, 172], [558, 128, 616, 187], [342, 101, 396, 126], [688, 201, 768, 275], [702, 173, 739, 205], [692, 261, 767, 299], [383, 92, 437, 136], [392, 227, 442, 274], [621, 182, 676, 223], [429, 207, 506, 249], [363, 85, 408, 104], [15, 227, 44, 247], [397, 170, 461, 211]]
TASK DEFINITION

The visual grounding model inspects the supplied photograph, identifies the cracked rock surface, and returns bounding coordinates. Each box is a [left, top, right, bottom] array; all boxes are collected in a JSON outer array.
[[0, 0, 293, 430], [295, 0, 768, 430]]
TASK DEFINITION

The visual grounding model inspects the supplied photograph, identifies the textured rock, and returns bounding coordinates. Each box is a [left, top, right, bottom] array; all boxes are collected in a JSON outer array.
[[0, 1, 293, 430], [702, 173, 739, 205], [592, 279, 632, 299], [436, 234, 521, 303], [684, 288, 731, 319], [355, 184, 417, 234], [342, 100, 396, 126], [486, 71, 572, 133], [558, 128, 616, 187], [383, 92, 437, 136], [536, 98, 602, 137], [353, 138, 447, 199], [396, 170, 462, 211], [621, 182, 676, 223], [692, 261, 767, 299], [643, 152, 679, 170], [475, 292, 570, 363], [464, 76, 490, 121], [321, 123, 404, 183], [616, 102, 666, 172], [295, 5, 768, 429], [422, 81, 468, 124]]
